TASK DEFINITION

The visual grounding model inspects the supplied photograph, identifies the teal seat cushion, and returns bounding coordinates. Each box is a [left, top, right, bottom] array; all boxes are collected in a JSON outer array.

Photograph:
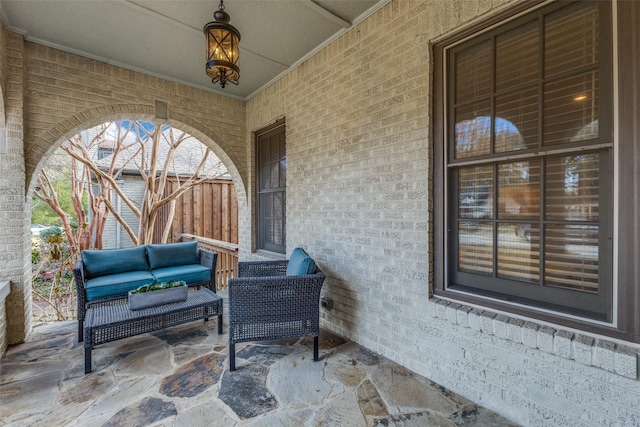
[[82, 246, 149, 279], [151, 264, 211, 285], [85, 271, 155, 301], [286, 247, 316, 276], [147, 241, 199, 270]]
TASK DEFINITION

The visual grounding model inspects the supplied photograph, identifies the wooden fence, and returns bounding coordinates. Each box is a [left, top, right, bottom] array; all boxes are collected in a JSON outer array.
[[154, 178, 239, 290], [153, 178, 238, 245], [182, 234, 238, 290]]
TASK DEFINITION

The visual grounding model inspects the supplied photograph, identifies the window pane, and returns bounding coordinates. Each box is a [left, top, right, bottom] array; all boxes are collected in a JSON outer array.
[[455, 40, 492, 102], [498, 223, 540, 283], [545, 224, 599, 293], [272, 192, 285, 245], [257, 123, 286, 253], [498, 160, 540, 220], [265, 192, 273, 214], [496, 20, 539, 91], [495, 90, 539, 152], [260, 161, 271, 189], [546, 154, 599, 221], [545, 2, 599, 78], [543, 72, 599, 146], [459, 166, 493, 219], [270, 161, 279, 188], [260, 192, 285, 246], [459, 222, 493, 276], [270, 138, 281, 161], [280, 158, 286, 188], [454, 103, 491, 159]]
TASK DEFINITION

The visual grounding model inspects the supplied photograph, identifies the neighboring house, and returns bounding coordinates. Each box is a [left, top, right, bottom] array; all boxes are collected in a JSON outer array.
[[89, 124, 229, 248], [2, 1, 640, 425], [92, 172, 144, 249]]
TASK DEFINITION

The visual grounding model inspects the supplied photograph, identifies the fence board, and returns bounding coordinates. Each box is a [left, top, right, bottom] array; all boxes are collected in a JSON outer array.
[[153, 178, 238, 245], [204, 185, 213, 237]]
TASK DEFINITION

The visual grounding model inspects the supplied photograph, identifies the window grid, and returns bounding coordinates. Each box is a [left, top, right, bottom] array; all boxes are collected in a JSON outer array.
[[444, 1, 612, 321], [256, 121, 286, 254]]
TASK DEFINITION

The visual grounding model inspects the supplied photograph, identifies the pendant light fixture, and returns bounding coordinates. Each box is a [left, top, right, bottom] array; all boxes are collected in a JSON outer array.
[[203, 0, 240, 88]]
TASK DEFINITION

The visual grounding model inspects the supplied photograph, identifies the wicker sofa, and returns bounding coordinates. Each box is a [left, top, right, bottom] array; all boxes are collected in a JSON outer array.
[[73, 241, 217, 342], [228, 248, 326, 371]]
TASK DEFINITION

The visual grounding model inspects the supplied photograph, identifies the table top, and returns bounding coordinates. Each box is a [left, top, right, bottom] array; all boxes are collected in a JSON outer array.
[[86, 288, 222, 327]]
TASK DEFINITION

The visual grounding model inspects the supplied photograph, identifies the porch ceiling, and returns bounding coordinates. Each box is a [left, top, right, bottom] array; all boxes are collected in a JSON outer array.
[[0, 0, 389, 101]]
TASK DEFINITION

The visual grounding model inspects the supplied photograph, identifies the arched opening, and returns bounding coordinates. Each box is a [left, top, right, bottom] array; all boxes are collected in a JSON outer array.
[[22, 106, 247, 331]]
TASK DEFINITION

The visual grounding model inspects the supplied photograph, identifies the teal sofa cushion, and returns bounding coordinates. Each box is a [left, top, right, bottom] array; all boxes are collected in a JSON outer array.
[[151, 264, 211, 285], [286, 247, 316, 276], [147, 241, 199, 270], [82, 246, 149, 279], [85, 271, 155, 301]]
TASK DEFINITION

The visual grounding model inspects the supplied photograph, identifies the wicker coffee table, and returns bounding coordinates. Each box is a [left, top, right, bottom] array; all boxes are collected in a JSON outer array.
[[83, 288, 222, 374]]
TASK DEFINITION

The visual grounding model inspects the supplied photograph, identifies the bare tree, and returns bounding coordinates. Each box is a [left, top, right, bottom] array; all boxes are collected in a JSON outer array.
[[134, 123, 224, 244], [39, 120, 226, 248], [33, 124, 118, 258]]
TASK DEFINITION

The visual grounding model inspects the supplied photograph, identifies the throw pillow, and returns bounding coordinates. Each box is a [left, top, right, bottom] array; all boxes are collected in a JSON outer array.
[[147, 241, 199, 270], [286, 247, 316, 276]]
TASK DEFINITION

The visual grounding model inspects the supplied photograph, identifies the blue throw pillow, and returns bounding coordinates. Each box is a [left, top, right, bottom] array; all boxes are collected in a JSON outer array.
[[82, 246, 149, 279], [147, 241, 199, 270], [286, 247, 316, 276]]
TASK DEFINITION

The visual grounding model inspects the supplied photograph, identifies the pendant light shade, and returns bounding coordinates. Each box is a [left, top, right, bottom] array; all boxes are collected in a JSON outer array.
[[203, 0, 240, 88]]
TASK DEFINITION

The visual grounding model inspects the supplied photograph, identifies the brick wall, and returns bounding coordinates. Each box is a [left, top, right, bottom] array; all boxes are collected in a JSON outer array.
[[0, 26, 249, 346], [2, 0, 640, 424], [246, 0, 640, 425], [0, 28, 31, 348], [22, 42, 248, 189]]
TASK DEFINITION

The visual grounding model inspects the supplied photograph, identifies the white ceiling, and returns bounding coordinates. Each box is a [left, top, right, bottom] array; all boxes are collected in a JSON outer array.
[[0, 0, 389, 100]]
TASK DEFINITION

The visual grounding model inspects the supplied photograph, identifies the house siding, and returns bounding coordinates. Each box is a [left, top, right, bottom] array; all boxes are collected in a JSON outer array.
[[246, 0, 640, 425], [98, 176, 145, 249]]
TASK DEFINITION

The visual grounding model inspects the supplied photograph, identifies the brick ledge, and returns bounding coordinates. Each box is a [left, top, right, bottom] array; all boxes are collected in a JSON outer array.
[[428, 297, 639, 380]]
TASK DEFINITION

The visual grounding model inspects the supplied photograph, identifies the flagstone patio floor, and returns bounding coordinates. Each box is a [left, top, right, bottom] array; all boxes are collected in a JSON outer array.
[[1, 292, 517, 427]]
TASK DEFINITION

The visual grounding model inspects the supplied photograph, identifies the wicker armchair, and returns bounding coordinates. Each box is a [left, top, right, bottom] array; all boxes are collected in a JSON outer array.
[[228, 260, 326, 371]]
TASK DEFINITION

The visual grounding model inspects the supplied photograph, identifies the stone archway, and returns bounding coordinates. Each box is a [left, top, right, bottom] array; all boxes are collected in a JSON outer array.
[[19, 104, 247, 342], [26, 104, 247, 198]]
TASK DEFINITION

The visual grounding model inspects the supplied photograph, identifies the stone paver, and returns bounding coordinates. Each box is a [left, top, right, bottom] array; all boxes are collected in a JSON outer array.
[[0, 294, 517, 427]]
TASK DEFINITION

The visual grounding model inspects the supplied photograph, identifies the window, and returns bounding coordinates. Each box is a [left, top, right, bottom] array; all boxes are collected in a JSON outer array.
[[433, 0, 640, 338], [97, 146, 114, 160], [256, 120, 286, 254]]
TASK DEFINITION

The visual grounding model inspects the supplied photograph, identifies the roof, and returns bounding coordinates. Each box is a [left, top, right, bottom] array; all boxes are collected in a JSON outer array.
[[92, 122, 229, 179]]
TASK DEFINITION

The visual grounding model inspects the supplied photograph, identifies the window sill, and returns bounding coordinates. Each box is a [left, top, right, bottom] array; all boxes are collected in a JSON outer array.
[[428, 295, 639, 380], [253, 249, 286, 261]]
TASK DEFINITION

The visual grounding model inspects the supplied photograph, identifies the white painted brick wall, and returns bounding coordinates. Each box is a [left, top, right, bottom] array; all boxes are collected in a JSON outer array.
[[1, 1, 639, 425], [245, 1, 640, 425], [0, 28, 31, 347]]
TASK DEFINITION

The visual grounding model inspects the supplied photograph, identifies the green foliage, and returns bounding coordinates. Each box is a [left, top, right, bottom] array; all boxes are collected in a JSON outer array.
[[32, 272, 75, 298], [31, 243, 41, 264], [39, 227, 70, 262], [39, 226, 63, 240], [31, 150, 81, 227], [130, 280, 186, 294], [31, 225, 76, 325]]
